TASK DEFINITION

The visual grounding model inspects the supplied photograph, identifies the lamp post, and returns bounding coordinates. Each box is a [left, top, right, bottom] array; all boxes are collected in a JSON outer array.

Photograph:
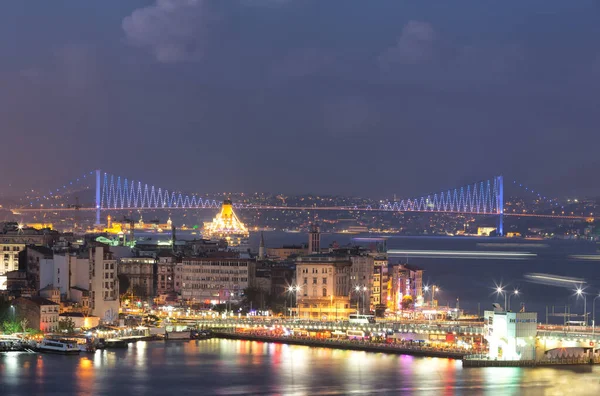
[[576, 288, 587, 326], [496, 286, 507, 311], [362, 286, 367, 314], [593, 294, 600, 334], [431, 286, 439, 307], [508, 289, 519, 312], [288, 285, 299, 319]]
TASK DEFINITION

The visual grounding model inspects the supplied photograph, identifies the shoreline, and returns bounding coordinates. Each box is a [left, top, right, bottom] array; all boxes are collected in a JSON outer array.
[[212, 332, 466, 359]]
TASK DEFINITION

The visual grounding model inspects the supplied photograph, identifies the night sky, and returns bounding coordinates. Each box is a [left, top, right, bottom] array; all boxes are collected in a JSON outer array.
[[1, 1, 599, 198]]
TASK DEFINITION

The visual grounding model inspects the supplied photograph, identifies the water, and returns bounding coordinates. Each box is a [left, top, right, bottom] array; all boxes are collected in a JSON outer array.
[[1, 340, 599, 395]]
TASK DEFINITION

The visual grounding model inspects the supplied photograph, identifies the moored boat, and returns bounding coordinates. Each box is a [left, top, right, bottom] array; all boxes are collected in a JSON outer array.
[[165, 330, 191, 340], [37, 339, 80, 355]]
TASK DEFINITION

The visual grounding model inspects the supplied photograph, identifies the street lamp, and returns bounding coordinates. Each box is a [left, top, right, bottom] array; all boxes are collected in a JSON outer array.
[[495, 286, 507, 310], [362, 286, 367, 315], [288, 285, 299, 319], [431, 286, 439, 307], [576, 288, 587, 326], [508, 289, 519, 312]]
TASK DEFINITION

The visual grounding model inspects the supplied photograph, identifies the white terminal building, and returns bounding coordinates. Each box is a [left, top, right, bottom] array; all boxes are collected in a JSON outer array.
[[484, 308, 538, 361]]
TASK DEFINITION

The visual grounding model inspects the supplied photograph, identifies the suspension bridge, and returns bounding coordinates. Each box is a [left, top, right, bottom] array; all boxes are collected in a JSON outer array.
[[8, 170, 594, 236]]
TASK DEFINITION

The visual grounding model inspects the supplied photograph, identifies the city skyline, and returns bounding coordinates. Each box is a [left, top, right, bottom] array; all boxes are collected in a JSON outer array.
[[1, 1, 600, 197]]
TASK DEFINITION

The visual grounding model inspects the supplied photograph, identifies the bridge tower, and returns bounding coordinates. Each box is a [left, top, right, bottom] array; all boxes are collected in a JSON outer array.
[[95, 169, 101, 226], [496, 175, 504, 236]]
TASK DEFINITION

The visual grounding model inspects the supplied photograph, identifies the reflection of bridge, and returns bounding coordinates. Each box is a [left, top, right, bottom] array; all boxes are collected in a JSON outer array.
[[12, 170, 595, 233]]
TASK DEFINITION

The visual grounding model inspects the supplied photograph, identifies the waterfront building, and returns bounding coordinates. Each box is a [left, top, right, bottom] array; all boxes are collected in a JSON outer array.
[[89, 243, 119, 323], [388, 264, 423, 311], [484, 310, 537, 361], [270, 261, 296, 301], [175, 258, 255, 304], [203, 199, 249, 250], [308, 223, 321, 254], [118, 257, 156, 300], [13, 296, 59, 332], [371, 256, 388, 312], [156, 252, 176, 296], [255, 266, 272, 294], [58, 312, 99, 329], [349, 255, 374, 310], [294, 254, 355, 320]]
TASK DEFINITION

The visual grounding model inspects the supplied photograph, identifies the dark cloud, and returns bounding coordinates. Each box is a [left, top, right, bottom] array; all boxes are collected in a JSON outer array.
[[122, 0, 216, 63]]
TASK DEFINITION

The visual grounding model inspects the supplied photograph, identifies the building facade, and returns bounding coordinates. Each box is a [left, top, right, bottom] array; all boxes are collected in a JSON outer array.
[[294, 255, 355, 320], [25, 245, 54, 291], [156, 253, 176, 296], [484, 310, 538, 361], [176, 258, 255, 304], [388, 264, 423, 311], [1, 243, 23, 284], [270, 262, 296, 300], [266, 245, 308, 261], [348, 255, 374, 311], [13, 296, 60, 332], [118, 257, 155, 299], [371, 256, 388, 311], [89, 244, 119, 323]]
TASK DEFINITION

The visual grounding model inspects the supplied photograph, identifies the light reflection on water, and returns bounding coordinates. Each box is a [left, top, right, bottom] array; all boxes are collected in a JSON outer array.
[[1, 340, 600, 395]]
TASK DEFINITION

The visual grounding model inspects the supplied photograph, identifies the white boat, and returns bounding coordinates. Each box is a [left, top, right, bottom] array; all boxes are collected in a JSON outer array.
[[37, 339, 80, 354], [165, 330, 191, 340]]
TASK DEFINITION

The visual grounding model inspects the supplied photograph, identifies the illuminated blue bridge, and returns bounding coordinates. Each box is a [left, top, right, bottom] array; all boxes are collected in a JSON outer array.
[[16, 170, 510, 235]]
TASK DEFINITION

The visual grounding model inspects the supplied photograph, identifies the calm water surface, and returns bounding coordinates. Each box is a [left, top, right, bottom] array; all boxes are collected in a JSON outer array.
[[1, 340, 599, 395]]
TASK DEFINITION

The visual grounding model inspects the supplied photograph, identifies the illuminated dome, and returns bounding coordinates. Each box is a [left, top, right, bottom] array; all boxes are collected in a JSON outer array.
[[203, 199, 249, 246]]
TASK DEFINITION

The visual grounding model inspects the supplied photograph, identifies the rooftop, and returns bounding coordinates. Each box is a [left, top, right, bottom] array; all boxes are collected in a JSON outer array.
[[15, 296, 59, 306], [27, 245, 54, 257]]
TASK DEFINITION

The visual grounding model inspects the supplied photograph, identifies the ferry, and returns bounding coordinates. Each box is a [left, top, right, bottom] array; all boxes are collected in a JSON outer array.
[[37, 339, 80, 355]]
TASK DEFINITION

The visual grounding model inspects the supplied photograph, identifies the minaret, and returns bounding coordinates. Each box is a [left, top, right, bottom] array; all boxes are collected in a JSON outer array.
[[171, 223, 177, 253], [308, 223, 321, 254], [258, 232, 266, 260]]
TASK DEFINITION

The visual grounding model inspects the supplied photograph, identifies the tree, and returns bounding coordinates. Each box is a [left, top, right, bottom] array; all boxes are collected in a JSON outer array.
[[401, 295, 414, 310], [58, 317, 76, 334], [2, 320, 21, 334], [20, 318, 28, 333]]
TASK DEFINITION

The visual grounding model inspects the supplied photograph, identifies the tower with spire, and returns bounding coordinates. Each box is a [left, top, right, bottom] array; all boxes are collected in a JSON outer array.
[[258, 232, 266, 260]]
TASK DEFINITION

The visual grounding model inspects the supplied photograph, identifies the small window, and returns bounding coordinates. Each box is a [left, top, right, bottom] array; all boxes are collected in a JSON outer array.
[[322, 288, 327, 297]]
